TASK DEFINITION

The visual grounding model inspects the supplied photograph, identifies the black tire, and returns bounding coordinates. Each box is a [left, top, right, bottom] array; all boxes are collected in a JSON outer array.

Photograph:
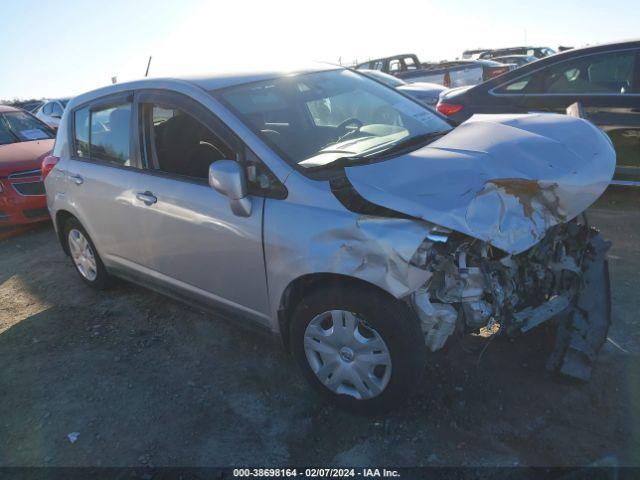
[[290, 284, 426, 414], [63, 217, 110, 290]]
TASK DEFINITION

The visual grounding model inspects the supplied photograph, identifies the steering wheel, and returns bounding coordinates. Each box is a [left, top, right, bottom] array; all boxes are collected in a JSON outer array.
[[336, 117, 364, 135]]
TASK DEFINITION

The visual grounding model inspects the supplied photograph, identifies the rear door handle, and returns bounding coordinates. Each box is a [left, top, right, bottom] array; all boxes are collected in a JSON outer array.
[[136, 191, 157, 206], [69, 174, 84, 185]]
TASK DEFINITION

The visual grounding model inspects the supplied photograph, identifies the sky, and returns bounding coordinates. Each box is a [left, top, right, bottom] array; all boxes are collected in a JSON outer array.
[[1, 0, 638, 100]]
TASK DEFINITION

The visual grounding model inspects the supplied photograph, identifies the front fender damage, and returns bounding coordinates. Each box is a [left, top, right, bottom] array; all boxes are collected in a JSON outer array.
[[327, 174, 611, 381], [308, 215, 435, 298], [408, 219, 611, 380]]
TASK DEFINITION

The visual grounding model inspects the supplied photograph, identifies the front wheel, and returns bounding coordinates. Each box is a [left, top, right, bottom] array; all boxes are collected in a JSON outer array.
[[290, 285, 426, 413]]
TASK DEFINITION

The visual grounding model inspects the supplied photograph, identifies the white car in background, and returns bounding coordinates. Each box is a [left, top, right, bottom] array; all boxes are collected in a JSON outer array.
[[35, 98, 70, 129], [358, 69, 447, 107]]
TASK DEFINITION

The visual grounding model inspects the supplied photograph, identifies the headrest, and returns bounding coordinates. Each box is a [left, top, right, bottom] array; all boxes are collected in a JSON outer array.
[[109, 108, 130, 136]]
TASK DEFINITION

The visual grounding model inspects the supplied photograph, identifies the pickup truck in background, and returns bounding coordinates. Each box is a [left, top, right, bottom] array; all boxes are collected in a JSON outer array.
[[355, 54, 515, 88]]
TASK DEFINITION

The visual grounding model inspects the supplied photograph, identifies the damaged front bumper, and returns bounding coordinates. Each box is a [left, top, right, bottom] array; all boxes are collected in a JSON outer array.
[[408, 217, 611, 380]]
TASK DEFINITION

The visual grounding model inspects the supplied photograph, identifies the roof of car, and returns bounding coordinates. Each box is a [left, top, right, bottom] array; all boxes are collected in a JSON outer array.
[[0, 105, 20, 113], [68, 63, 341, 110], [493, 55, 536, 59], [356, 54, 416, 66], [185, 64, 339, 90]]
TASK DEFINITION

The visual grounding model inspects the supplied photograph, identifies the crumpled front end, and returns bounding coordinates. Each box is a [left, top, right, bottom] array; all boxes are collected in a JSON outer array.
[[408, 217, 611, 380], [344, 113, 616, 255]]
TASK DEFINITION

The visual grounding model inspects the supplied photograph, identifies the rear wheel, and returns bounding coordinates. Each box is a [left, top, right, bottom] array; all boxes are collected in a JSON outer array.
[[64, 218, 110, 289], [290, 284, 426, 413]]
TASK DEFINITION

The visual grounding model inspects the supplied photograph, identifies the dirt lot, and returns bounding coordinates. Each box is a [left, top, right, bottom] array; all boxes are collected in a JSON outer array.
[[0, 190, 638, 468]]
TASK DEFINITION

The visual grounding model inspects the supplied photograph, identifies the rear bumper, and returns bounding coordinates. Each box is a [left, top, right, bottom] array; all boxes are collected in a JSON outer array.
[[0, 178, 50, 225]]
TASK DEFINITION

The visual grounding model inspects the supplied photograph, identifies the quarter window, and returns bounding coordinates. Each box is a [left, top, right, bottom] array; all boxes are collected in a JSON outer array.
[[51, 102, 64, 117], [42, 102, 53, 115], [502, 76, 533, 92]]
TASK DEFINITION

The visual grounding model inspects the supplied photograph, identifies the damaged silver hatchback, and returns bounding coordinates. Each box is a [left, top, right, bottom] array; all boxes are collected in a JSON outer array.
[[45, 65, 615, 412]]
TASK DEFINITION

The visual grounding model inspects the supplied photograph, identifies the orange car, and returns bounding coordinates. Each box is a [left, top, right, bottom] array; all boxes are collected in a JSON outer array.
[[0, 105, 55, 225]]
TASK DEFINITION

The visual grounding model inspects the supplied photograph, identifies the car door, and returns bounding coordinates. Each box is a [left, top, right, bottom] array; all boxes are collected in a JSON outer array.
[[66, 93, 149, 269], [131, 89, 271, 325], [510, 48, 640, 185]]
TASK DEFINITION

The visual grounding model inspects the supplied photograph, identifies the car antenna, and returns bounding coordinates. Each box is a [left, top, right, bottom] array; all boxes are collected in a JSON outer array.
[[145, 56, 152, 77]]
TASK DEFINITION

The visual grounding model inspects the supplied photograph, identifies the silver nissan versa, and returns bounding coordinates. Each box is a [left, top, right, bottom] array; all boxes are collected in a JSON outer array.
[[44, 65, 615, 412]]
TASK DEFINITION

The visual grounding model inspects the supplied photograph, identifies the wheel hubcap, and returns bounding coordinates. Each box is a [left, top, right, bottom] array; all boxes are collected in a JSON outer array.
[[68, 229, 97, 281], [303, 310, 392, 400], [339, 347, 355, 363]]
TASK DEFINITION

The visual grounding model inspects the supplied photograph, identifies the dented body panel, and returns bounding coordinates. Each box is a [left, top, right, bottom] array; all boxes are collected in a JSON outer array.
[[263, 114, 614, 379], [264, 173, 437, 324], [345, 113, 616, 254]]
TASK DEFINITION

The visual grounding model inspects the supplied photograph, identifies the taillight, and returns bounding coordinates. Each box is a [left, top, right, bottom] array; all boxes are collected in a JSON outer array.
[[437, 102, 463, 116], [443, 71, 452, 88], [41, 155, 60, 180], [485, 67, 509, 80]]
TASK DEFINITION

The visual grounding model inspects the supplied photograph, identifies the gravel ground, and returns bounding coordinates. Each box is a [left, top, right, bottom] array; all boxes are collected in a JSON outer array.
[[0, 189, 638, 468]]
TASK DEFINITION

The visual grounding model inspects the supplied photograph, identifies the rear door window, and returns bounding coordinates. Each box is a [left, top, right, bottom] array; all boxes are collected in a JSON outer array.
[[73, 101, 133, 165], [90, 104, 132, 165], [542, 51, 635, 93], [497, 50, 637, 94]]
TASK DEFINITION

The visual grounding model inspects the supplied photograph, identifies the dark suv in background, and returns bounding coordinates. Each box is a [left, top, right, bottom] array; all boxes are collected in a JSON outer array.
[[438, 40, 640, 186]]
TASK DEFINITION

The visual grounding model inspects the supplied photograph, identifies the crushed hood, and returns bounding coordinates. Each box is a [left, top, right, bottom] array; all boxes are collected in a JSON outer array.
[[344, 113, 615, 254]]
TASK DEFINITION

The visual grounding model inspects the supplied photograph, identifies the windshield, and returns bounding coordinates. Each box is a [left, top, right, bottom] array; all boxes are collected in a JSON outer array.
[[214, 69, 451, 171], [0, 111, 55, 145]]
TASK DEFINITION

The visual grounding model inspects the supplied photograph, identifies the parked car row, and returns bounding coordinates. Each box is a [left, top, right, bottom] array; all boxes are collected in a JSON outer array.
[[356, 54, 516, 88], [438, 39, 640, 186]]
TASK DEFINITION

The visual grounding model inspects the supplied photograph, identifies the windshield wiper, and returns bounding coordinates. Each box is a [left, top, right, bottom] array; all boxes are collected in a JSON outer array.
[[305, 155, 372, 172], [369, 130, 449, 159], [305, 130, 450, 172]]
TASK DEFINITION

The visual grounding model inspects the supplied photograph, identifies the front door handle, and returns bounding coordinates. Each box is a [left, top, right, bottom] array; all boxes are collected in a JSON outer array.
[[136, 191, 157, 206], [69, 174, 83, 185]]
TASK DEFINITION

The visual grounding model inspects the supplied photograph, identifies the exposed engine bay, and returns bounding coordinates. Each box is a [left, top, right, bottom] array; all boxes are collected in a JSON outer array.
[[409, 217, 611, 380]]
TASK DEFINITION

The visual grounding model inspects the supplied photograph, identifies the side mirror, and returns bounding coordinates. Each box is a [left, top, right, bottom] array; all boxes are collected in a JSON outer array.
[[208, 160, 252, 217]]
